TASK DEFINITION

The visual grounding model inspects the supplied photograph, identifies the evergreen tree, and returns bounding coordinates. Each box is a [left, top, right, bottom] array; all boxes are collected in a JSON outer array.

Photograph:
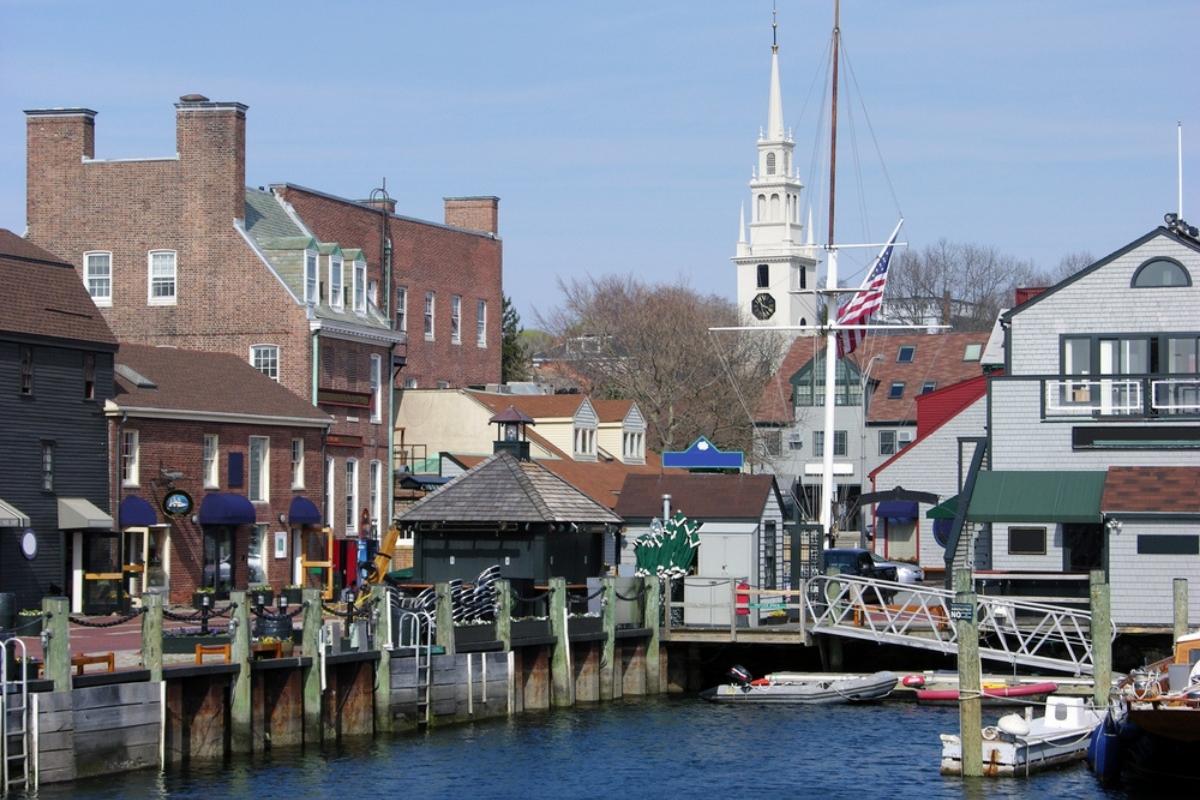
[[501, 295, 528, 382]]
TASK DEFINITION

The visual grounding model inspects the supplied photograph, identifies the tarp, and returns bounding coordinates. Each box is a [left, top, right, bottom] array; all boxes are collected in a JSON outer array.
[[967, 470, 1106, 524], [57, 497, 113, 530], [288, 496, 321, 525], [198, 493, 256, 526], [876, 500, 918, 521], [118, 495, 157, 528], [634, 511, 702, 578]]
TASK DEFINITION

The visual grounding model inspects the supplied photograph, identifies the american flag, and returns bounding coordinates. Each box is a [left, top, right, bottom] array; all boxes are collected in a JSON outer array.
[[835, 227, 900, 358]]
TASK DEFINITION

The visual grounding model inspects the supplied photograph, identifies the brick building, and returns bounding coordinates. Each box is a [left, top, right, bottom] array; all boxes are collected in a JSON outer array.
[[23, 96, 503, 582], [106, 344, 330, 605]]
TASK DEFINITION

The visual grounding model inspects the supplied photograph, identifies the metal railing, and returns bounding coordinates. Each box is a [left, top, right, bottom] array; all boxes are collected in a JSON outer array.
[[0, 637, 29, 792], [1043, 375, 1200, 418], [387, 589, 434, 726]]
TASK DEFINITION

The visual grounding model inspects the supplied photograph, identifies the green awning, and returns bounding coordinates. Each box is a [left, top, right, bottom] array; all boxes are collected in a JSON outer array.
[[926, 495, 960, 520], [967, 471, 1106, 524]]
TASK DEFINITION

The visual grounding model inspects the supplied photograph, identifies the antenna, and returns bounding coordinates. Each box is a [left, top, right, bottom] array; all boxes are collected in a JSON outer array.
[[772, 2, 778, 51], [1178, 121, 1184, 219]]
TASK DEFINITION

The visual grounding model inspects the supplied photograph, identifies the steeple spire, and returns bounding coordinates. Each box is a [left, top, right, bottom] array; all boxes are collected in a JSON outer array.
[[766, 6, 785, 141]]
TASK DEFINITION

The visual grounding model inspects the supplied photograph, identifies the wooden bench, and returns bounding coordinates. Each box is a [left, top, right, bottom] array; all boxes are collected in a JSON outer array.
[[194, 643, 232, 664], [34, 652, 116, 677]]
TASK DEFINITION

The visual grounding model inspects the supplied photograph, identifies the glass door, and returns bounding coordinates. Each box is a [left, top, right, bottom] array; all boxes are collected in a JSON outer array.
[[202, 526, 234, 598], [145, 526, 169, 594], [82, 532, 125, 614]]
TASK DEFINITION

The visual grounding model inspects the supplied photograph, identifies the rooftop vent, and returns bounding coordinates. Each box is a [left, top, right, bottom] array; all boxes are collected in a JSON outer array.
[[178, 93, 209, 103]]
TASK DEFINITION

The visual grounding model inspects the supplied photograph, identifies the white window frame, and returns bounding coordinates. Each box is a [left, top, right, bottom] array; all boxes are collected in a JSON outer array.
[[424, 291, 435, 341], [353, 259, 367, 314], [573, 426, 596, 457], [249, 436, 270, 503], [345, 459, 358, 534], [250, 344, 280, 382], [42, 441, 54, 492], [329, 254, 344, 311], [403, 377, 418, 389], [324, 457, 335, 526], [451, 295, 462, 344], [477, 299, 487, 347], [396, 286, 407, 333], [304, 250, 318, 305], [84, 251, 112, 306], [147, 250, 177, 306], [369, 460, 381, 535], [203, 434, 219, 488], [369, 354, 383, 424], [121, 429, 139, 487], [291, 438, 304, 490]]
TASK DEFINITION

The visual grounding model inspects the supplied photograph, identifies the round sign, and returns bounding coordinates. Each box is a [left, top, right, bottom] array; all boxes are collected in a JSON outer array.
[[162, 489, 194, 518], [20, 528, 37, 560]]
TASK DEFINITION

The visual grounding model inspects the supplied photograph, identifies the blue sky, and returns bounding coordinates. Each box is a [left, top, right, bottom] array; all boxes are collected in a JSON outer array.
[[1, 1, 1197, 320]]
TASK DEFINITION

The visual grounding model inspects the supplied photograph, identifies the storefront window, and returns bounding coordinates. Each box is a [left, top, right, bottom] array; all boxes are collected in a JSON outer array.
[[248, 524, 268, 585]]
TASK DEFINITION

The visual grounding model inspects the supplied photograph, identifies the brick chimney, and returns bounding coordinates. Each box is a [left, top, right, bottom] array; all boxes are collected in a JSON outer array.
[[24, 109, 96, 236], [444, 196, 499, 235], [175, 94, 247, 223]]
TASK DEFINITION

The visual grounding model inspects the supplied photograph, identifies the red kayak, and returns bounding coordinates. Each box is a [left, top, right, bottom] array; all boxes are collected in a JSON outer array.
[[915, 681, 1058, 705]]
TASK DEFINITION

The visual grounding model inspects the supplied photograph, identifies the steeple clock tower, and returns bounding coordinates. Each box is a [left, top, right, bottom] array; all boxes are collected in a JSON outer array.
[[733, 12, 818, 333]]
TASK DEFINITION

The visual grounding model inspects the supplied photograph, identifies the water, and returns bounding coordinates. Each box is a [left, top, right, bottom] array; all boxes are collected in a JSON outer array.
[[29, 698, 1128, 800]]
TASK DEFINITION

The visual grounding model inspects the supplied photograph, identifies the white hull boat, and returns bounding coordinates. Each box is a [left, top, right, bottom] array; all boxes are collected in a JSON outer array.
[[940, 696, 1104, 777], [702, 669, 897, 705]]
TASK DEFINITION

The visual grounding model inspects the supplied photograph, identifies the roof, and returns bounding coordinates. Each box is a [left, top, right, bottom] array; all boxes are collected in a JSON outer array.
[[869, 376, 988, 480], [1102, 467, 1200, 516], [111, 343, 331, 423], [967, 470, 1106, 524], [756, 331, 990, 425], [0, 229, 117, 347], [401, 451, 622, 524], [468, 390, 630, 422], [615, 473, 780, 520]]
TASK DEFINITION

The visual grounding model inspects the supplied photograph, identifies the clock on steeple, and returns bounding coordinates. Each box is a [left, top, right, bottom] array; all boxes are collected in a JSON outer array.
[[752, 292, 776, 320]]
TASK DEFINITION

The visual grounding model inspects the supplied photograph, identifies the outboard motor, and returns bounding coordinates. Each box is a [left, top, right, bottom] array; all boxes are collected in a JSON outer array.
[[727, 664, 753, 686]]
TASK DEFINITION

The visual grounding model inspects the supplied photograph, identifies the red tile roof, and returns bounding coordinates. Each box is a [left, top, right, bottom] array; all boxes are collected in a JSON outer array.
[[615, 473, 780, 520], [1101, 467, 1200, 515], [0, 229, 117, 346]]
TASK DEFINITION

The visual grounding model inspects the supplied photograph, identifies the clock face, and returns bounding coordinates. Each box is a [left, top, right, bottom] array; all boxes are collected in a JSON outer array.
[[752, 292, 776, 321]]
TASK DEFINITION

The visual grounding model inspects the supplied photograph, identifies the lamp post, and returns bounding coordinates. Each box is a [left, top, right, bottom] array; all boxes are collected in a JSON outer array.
[[858, 355, 884, 545]]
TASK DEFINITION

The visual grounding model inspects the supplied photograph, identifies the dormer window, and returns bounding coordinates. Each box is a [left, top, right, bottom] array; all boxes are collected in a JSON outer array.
[[963, 343, 982, 362], [353, 259, 367, 313], [1132, 257, 1191, 288], [573, 425, 596, 458], [897, 345, 915, 363], [622, 430, 645, 462], [304, 251, 318, 304], [329, 255, 343, 310]]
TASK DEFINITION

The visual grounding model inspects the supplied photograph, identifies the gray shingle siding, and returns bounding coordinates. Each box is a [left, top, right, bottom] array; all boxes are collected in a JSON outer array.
[[1109, 520, 1200, 626]]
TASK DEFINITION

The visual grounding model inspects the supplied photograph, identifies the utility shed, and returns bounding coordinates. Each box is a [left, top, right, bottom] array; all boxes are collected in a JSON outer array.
[[399, 451, 622, 584]]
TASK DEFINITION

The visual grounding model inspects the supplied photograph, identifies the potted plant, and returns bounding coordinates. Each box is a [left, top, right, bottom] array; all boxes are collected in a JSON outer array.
[[248, 584, 275, 609], [15, 609, 42, 636], [192, 586, 215, 611], [283, 584, 304, 606]]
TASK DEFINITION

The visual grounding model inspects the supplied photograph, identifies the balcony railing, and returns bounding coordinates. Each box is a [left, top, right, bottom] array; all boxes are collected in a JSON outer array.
[[1042, 375, 1200, 419]]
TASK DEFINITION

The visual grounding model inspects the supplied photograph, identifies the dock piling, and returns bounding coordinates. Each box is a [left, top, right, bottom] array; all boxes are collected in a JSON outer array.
[[644, 577, 661, 694], [599, 577, 615, 701], [141, 593, 163, 681], [1174, 578, 1189, 644], [549, 577, 573, 707], [1090, 570, 1111, 708], [301, 588, 323, 745], [371, 585, 392, 734], [229, 591, 252, 754], [496, 579, 512, 651], [41, 596, 70, 692], [953, 568, 982, 778], [435, 582, 455, 656]]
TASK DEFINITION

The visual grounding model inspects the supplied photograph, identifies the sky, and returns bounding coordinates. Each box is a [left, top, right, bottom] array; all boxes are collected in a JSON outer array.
[[2, 1, 1198, 322]]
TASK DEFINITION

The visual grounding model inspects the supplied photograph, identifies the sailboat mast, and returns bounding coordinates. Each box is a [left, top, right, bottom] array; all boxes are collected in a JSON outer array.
[[827, 0, 840, 246], [818, 0, 842, 541]]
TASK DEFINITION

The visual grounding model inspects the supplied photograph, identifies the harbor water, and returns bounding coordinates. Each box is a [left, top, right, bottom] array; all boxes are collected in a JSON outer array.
[[27, 697, 1131, 800]]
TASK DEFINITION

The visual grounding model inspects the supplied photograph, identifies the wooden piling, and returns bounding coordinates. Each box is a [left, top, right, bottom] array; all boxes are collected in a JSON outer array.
[[496, 579, 512, 651], [1090, 570, 1112, 708], [229, 591, 252, 754], [302, 588, 323, 745], [140, 593, 163, 682], [549, 577, 573, 707], [644, 577, 662, 694], [371, 585, 392, 734], [435, 582, 455, 656], [953, 568, 982, 778], [41, 596, 71, 692], [1174, 578, 1189, 644], [599, 577, 616, 701]]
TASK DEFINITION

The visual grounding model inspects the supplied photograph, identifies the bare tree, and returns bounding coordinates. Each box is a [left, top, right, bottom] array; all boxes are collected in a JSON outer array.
[[884, 239, 1040, 330], [540, 275, 784, 454], [1047, 251, 1094, 284]]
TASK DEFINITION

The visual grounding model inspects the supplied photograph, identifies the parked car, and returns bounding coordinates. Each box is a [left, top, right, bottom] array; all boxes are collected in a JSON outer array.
[[871, 553, 925, 585], [822, 548, 898, 603]]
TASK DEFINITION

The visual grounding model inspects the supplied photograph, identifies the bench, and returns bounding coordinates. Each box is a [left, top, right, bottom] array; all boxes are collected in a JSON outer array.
[[194, 643, 232, 664], [34, 652, 116, 677]]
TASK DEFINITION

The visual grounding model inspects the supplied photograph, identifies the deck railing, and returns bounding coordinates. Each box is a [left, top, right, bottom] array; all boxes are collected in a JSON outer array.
[[1042, 374, 1200, 419]]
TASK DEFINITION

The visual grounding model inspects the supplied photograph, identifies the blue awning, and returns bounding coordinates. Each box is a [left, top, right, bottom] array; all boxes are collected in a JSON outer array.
[[288, 496, 321, 525], [118, 496, 158, 528], [198, 493, 256, 526], [877, 500, 918, 522]]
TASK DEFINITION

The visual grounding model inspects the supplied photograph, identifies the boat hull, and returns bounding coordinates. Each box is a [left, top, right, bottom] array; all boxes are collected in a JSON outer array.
[[701, 671, 897, 705]]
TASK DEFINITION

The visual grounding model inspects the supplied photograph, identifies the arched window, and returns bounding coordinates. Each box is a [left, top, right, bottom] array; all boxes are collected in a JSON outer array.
[[1131, 257, 1191, 288], [757, 194, 766, 221], [770, 194, 781, 220], [766, 152, 776, 175]]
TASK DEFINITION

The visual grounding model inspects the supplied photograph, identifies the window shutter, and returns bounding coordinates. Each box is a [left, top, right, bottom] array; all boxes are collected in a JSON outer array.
[[228, 452, 245, 488]]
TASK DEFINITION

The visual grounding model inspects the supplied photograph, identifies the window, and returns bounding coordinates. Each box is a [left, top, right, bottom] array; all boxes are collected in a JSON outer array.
[[451, 295, 462, 344], [921, 380, 937, 394], [813, 431, 846, 457], [304, 251, 318, 304], [83, 352, 96, 400], [248, 525, 268, 585], [763, 430, 782, 456], [84, 251, 112, 305], [148, 250, 176, 305], [403, 377, 418, 389], [41, 442, 54, 491], [623, 431, 646, 460], [19, 346, 32, 395], [203, 434, 219, 488], [1132, 257, 1191, 288], [120, 430, 139, 487], [369, 354, 383, 423], [324, 457, 335, 526], [368, 279, 379, 309], [251, 345, 279, 381], [249, 436, 269, 502], [574, 426, 596, 457], [963, 343, 983, 362], [1008, 527, 1046, 555], [879, 430, 896, 456], [792, 355, 862, 407], [396, 286, 408, 332], [757, 264, 770, 288], [424, 292, 435, 340], [291, 438, 304, 489], [329, 255, 343, 310], [898, 430, 914, 450], [345, 459, 358, 533], [897, 345, 915, 363], [477, 300, 487, 347], [369, 460, 381, 535], [888, 381, 905, 399], [1136, 534, 1199, 555], [353, 259, 367, 313], [765, 152, 776, 175], [436, 380, 450, 389], [786, 431, 802, 451]]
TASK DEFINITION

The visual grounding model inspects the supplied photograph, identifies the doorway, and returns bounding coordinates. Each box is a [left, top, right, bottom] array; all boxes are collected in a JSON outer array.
[[202, 526, 234, 598], [1063, 523, 1104, 573]]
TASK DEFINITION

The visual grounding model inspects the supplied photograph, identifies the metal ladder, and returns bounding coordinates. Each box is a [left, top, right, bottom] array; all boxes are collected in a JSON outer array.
[[388, 592, 434, 726], [0, 637, 29, 792]]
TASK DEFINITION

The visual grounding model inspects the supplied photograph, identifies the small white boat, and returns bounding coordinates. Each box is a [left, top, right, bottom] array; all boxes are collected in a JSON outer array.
[[940, 696, 1104, 777], [702, 667, 896, 705]]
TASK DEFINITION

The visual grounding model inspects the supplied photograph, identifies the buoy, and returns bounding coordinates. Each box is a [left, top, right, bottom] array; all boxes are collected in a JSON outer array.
[[901, 674, 925, 688]]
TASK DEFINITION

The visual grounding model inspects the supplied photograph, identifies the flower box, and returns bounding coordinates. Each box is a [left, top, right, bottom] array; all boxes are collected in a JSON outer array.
[[453, 621, 497, 647], [283, 587, 304, 606], [568, 615, 603, 637], [511, 618, 551, 642]]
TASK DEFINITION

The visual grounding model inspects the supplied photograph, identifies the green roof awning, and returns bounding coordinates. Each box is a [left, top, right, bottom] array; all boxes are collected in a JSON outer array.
[[967, 471, 1106, 524], [926, 495, 959, 520]]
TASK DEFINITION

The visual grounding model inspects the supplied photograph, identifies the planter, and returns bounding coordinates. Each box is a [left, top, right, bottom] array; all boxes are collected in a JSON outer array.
[[453, 622, 497, 647], [163, 632, 231, 655], [15, 614, 43, 636], [283, 588, 304, 606], [253, 615, 294, 641], [511, 618, 551, 642], [568, 615, 603, 637]]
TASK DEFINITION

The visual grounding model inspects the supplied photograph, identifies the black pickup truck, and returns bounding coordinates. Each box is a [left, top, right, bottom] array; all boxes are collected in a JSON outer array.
[[822, 548, 898, 602]]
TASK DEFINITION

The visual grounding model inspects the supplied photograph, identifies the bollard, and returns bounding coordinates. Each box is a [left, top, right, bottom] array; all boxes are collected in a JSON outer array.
[[229, 591, 252, 754], [1174, 578, 1189, 644], [301, 588, 323, 745], [141, 593, 163, 682], [644, 577, 661, 694], [434, 582, 455, 656], [41, 597, 71, 693], [549, 577, 573, 707], [1090, 570, 1112, 708], [495, 579, 512, 651], [370, 585, 392, 734], [953, 568, 982, 778], [599, 577, 616, 701]]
